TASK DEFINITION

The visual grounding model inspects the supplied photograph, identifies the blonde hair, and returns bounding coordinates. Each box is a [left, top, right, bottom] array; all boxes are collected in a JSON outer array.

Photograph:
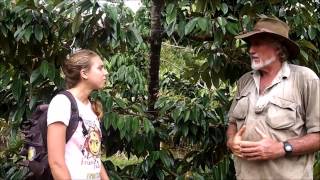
[[62, 49, 99, 89], [62, 49, 104, 121], [91, 99, 104, 120]]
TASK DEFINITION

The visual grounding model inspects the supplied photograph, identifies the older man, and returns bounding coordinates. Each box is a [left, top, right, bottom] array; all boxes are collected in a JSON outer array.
[[226, 17, 320, 179]]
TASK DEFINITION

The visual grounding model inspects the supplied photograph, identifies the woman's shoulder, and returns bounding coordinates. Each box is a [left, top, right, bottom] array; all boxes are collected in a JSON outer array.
[[47, 94, 72, 126], [49, 94, 72, 106]]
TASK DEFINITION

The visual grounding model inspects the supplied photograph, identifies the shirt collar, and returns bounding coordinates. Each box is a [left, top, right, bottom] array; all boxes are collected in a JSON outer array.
[[251, 61, 291, 94]]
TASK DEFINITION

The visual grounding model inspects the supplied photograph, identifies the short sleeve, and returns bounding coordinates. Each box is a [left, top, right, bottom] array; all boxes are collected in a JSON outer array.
[[304, 78, 320, 133], [228, 89, 240, 124], [47, 94, 71, 126]]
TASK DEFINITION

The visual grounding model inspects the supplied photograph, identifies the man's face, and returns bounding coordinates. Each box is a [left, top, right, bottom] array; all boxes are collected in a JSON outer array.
[[248, 36, 279, 71]]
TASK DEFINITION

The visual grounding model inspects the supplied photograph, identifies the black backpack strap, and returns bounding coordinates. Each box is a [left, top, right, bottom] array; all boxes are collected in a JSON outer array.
[[58, 90, 81, 142]]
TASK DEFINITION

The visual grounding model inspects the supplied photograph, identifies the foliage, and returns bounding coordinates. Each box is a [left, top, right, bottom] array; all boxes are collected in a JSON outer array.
[[0, 0, 319, 179]]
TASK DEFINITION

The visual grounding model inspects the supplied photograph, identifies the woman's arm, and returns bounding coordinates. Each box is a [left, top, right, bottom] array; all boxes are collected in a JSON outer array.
[[47, 122, 71, 180], [100, 161, 109, 180]]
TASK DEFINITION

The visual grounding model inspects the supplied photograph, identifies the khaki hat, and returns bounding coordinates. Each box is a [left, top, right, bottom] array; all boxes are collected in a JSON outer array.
[[235, 17, 300, 60]]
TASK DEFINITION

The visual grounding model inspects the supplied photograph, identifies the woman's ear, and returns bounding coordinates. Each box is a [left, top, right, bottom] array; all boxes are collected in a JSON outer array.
[[80, 69, 88, 80]]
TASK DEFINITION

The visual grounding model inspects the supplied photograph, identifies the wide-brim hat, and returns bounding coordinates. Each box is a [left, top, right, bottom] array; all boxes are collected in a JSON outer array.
[[235, 17, 300, 60]]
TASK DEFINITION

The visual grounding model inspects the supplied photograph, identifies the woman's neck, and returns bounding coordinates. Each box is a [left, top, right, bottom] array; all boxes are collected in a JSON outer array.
[[68, 84, 92, 104]]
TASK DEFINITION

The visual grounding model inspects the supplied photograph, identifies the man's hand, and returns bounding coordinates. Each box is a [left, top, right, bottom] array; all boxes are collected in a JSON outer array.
[[239, 127, 285, 160], [227, 126, 246, 157]]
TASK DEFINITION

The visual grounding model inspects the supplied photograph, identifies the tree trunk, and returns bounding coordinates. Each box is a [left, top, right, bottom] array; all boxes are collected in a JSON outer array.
[[148, 0, 164, 150]]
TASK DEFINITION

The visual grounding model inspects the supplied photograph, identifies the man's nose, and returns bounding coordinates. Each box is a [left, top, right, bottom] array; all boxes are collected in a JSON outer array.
[[249, 46, 256, 55]]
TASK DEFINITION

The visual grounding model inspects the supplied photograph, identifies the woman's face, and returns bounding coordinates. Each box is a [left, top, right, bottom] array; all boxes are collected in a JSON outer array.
[[85, 56, 108, 90]]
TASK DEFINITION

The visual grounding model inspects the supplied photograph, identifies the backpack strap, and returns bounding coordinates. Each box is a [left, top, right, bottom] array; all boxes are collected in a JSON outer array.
[[58, 90, 82, 142]]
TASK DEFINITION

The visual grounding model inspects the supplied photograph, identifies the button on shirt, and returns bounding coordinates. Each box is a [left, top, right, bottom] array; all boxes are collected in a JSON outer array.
[[228, 62, 320, 180]]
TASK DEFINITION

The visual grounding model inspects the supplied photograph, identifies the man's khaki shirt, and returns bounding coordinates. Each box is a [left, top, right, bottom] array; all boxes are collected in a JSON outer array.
[[228, 62, 320, 180]]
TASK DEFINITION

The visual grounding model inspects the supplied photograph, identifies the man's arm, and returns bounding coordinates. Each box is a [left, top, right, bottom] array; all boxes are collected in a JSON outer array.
[[240, 130, 320, 160], [287, 133, 320, 156], [227, 121, 246, 157]]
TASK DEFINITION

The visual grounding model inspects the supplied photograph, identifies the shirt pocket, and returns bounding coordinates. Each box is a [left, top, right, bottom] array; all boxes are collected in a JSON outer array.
[[230, 92, 250, 121], [266, 96, 297, 130]]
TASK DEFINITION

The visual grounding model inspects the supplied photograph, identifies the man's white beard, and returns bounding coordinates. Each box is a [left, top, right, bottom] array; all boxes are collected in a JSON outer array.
[[251, 56, 276, 70]]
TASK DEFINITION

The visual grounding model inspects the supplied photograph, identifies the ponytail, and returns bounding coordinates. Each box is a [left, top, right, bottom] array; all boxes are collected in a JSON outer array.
[[91, 99, 104, 121]]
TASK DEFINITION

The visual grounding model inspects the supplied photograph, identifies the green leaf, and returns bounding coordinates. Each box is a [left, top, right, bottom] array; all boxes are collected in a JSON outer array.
[[300, 49, 308, 62], [34, 25, 43, 42], [143, 118, 150, 133], [172, 108, 182, 121], [191, 107, 200, 123], [308, 25, 316, 40], [298, 39, 318, 52], [13, 106, 25, 124], [166, 3, 177, 24], [132, 104, 144, 113], [0, 25, 8, 37], [150, 151, 160, 162], [166, 21, 176, 36], [29, 96, 38, 109], [12, 79, 23, 101], [119, 129, 126, 140], [190, 125, 197, 135], [197, 17, 208, 32], [24, 26, 32, 42], [131, 27, 143, 44], [40, 60, 49, 78], [72, 13, 81, 34], [117, 115, 125, 130], [159, 151, 173, 168], [184, 110, 190, 122], [226, 22, 239, 35], [217, 17, 227, 27], [181, 125, 189, 137], [114, 98, 126, 108], [30, 68, 41, 83], [178, 19, 186, 37], [108, 6, 117, 22], [111, 114, 118, 130], [155, 169, 165, 180], [14, 26, 24, 39], [221, 3, 228, 14], [141, 160, 149, 174], [185, 18, 198, 35], [47, 63, 56, 81], [214, 30, 223, 45], [1, 73, 11, 88], [105, 97, 113, 112], [131, 117, 139, 136]]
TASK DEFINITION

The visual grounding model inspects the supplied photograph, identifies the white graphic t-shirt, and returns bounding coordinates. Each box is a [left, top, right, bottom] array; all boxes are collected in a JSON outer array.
[[47, 94, 102, 180]]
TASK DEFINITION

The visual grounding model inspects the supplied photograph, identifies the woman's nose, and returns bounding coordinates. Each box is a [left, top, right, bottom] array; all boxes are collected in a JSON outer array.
[[104, 69, 108, 76]]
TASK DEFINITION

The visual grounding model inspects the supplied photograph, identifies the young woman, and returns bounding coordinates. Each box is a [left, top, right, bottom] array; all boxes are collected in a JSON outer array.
[[47, 49, 109, 180]]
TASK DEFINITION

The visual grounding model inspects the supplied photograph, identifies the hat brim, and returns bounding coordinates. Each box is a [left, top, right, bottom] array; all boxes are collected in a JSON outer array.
[[235, 31, 300, 60]]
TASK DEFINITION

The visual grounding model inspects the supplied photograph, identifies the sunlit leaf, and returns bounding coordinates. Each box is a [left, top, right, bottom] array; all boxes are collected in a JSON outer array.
[[72, 13, 81, 34], [221, 3, 228, 14], [185, 18, 198, 35], [166, 3, 177, 24], [308, 26, 316, 40]]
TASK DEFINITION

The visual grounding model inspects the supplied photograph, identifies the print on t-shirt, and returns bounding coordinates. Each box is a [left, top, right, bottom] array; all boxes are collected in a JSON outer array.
[[80, 124, 101, 167], [84, 126, 101, 156]]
